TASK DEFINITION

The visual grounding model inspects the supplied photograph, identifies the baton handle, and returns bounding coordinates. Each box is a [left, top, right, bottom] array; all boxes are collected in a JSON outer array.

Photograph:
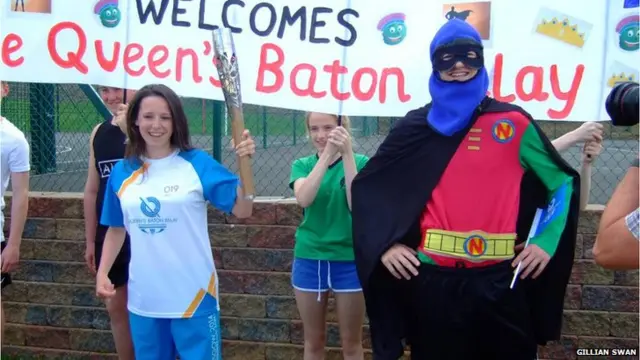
[[230, 107, 255, 200]]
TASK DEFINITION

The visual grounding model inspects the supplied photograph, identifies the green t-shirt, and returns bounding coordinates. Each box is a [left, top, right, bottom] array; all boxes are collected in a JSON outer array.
[[289, 153, 369, 261]]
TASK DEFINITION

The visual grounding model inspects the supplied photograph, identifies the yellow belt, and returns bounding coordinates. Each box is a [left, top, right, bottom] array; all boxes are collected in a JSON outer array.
[[422, 229, 516, 261]]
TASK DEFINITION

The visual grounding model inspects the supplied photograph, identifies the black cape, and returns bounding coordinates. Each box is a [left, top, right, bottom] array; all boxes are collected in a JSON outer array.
[[351, 97, 580, 359]]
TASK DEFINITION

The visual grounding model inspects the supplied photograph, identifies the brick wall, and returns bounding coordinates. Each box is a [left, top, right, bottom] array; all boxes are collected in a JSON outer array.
[[1, 193, 638, 359]]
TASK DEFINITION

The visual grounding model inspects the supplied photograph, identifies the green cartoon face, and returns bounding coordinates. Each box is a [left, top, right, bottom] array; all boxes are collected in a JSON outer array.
[[100, 5, 121, 28], [382, 21, 407, 45], [619, 23, 639, 51]]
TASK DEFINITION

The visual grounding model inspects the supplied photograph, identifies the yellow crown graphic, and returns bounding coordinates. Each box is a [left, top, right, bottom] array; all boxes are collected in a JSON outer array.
[[607, 72, 637, 87], [536, 17, 586, 48]]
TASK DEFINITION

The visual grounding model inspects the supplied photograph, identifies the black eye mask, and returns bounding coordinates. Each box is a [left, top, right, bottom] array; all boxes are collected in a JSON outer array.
[[432, 42, 485, 72]]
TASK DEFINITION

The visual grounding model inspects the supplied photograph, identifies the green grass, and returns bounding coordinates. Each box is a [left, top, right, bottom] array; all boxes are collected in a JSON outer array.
[[1, 98, 304, 138]]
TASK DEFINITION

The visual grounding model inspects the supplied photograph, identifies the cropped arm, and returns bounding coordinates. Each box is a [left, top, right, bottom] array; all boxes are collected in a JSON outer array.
[[97, 169, 126, 276], [342, 153, 369, 211], [579, 162, 592, 211], [551, 130, 579, 153], [290, 153, 333, 208], [84, 124, 101, 246], [7, 136, 30, 248], [593, 164, 639, 269]]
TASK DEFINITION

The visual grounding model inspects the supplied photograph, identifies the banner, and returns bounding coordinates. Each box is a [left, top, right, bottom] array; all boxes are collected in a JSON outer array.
[[0, 0, 638, 120]]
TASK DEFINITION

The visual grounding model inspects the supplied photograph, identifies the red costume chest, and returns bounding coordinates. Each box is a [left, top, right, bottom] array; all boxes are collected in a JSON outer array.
[[419, 111, 531, 267]]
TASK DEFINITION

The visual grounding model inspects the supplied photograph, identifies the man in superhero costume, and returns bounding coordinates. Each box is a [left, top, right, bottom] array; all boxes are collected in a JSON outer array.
[[351, 19, 580, 360]]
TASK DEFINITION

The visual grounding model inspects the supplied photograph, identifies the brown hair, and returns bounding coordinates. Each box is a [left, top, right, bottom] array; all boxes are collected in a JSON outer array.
[[124, 84, 193, 164], [304, 112, 352, 135]]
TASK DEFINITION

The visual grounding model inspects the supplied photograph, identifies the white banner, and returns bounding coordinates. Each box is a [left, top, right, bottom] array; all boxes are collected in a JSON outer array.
[[0, 0, 638, 120]]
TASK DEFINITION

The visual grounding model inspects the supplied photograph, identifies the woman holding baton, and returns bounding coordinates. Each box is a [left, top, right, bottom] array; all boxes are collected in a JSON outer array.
[[96, 84, 255, 360]]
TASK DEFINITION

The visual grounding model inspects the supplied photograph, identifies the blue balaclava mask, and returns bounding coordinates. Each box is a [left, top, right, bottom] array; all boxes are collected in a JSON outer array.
[[427, 19, 490, 136]]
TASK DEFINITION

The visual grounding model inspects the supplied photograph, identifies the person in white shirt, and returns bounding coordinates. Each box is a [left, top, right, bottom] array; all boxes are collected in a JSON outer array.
[[96, 84, 255, 359], [0, 81, 30, 342]]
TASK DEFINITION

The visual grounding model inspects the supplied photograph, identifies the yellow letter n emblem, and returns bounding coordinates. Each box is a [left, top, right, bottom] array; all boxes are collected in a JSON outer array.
[[491, 119, 515, 144], [463, 235, 487, 257]]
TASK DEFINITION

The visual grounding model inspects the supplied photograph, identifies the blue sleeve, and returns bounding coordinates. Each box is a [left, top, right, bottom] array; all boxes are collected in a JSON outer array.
[[187, 150, 240, 214], [100, 163, 125, 228]]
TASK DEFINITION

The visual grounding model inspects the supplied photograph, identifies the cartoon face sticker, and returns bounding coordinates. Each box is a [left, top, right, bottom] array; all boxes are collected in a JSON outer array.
[[100, 5, 121, 28], [382, 21, 407, 45], [619, 24, 640, 51], [616, 15, 639, 51], [377, 13, 407, 46], [94, 0, 121, 28]]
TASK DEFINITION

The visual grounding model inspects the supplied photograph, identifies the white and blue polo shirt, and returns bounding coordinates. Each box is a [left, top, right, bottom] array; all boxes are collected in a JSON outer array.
[[100, 148, 239, 319]]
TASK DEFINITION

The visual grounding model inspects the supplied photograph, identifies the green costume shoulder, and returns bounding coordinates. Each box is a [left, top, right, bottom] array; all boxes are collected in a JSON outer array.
[[518, 123, 574, 256]]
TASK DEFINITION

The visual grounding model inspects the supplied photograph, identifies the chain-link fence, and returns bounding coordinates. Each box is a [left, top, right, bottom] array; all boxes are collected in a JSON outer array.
[[1, 82, 638, 205]]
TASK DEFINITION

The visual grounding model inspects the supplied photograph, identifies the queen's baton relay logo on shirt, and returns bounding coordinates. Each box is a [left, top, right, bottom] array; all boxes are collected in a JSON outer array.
[[94, 0, 121, 28], [534, 182, 568, 237], [129, 196, 178, 235]]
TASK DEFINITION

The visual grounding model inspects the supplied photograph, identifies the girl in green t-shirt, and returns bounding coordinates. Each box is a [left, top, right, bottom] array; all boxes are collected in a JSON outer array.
[[289, 112, 369, 360]]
